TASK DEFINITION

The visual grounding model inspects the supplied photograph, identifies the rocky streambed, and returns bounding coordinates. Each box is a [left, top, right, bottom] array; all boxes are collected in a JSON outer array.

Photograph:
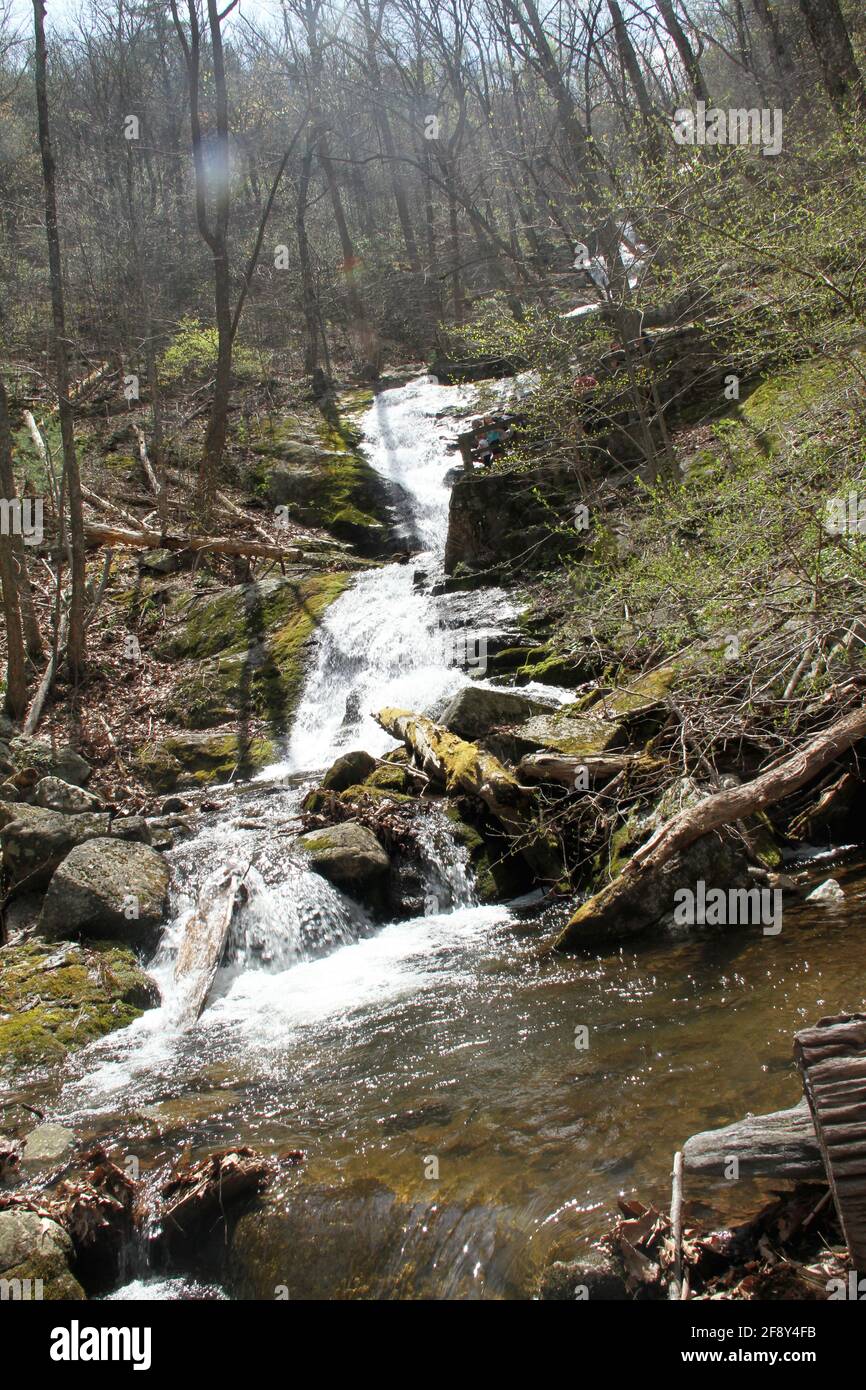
[[3, 374, 865, 1300]]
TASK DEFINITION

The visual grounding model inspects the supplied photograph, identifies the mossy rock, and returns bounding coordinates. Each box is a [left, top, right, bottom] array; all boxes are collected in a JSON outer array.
[[159, 572, 349, 731], [243, 410, 394, 554], [0, 1210, 85, 1300], [135, 731, 277, 792], [0, 939, 159, 1070]]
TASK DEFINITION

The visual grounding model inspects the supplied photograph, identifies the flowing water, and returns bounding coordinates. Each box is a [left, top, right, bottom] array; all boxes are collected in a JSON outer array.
[[11, 377, 866, 1299]]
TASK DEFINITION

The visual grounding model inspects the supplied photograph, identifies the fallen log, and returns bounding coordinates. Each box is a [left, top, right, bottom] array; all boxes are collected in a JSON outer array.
[[130, 423, 160, 496], [22, 610, 69, 736], [517, 750, 660, 787], [173, 864, 244, 1024], [375, 707, 561, 878], [682, 1100, 823, 1180], [84, 521, 303, 564], [556, 698, 866, 949]]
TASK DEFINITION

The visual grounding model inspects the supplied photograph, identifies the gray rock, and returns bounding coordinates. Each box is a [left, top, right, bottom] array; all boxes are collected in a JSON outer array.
[[296, 821, 389, 886], [21, 1123, 75, 1168], [0, 802, 111, 888], [0, 1207, 85, 1299], [441, 685, 555, 741], [8, 736, 91, 786], [321, 749, 377, 792], [38, 837, 170, 946], [31, 776, 101, 815], [109, 815, 152, 845]]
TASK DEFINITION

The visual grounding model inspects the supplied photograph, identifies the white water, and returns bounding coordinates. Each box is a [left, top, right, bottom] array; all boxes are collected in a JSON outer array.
[[61, 374, 523, 1112]]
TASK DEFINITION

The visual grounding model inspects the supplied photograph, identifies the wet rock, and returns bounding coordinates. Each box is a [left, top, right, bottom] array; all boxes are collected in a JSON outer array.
[[0, 802, 111, 888], [296, 821, 389, 886], [538, 1254, 629, 1301], [440, 685, 555, 741], [39, 838, 170, 946], [31, 776, 102, 814], [161, 796, 189, 814], [21, 1123, 76, 1169], [0, 1208, 85, 1300], [806, 878, 845, 903], [321, 749, 377, 793], [0, 939, 159, 1069]]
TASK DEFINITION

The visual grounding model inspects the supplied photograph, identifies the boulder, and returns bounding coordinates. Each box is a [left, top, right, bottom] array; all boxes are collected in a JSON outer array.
[[7, 736, 91, 786], [135, 730, 277, 792], [440, 685, 555, 741], [321, 749, 377, 793], [38, 838, 170, 946], [296, 821, 389, 886], [0, 939, 160, 1069], [0, 802, 111, 888], [31, 776, 102, 815], [0, 1208, 85, 1300], [538, 1255, 629, 1301]]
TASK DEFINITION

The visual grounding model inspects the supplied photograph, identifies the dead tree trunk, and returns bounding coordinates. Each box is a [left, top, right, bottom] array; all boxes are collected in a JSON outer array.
[[33, 0, 86, 681], [0, 376, 28, 720]]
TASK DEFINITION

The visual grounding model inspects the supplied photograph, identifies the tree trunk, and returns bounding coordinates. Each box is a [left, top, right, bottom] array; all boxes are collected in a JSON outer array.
[[33, 0, 86, 681], [797, 0, 866, 118], [607, 0, 663, 164], [0, 376, 28, 720], [296, 144, 321, 378], [655, 0, 711, 104]]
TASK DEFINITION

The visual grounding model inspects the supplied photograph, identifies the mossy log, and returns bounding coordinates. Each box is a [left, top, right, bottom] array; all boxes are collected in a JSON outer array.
[[557, 700, 866, 950], [84, 521, 302, 563], [375, 707, 560, 879]]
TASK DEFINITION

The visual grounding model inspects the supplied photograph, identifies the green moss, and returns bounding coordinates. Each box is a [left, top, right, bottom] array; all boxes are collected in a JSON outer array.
[[135, 731, 277, 792], [364, 763, 410, 793], [161, 573, 349, 731], [338, 783, 414, 805], [0, 940, 158, 1070]]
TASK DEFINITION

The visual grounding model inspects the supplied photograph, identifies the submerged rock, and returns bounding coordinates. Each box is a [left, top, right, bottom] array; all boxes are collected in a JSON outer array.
[[20, 1123, 76, 1169], [538, 1254, 629, 1300], [0, 939, 159, 1068], [296, 821, 389, 887], [39, 838, 170, 946], [0, 1208, 85, 1300]]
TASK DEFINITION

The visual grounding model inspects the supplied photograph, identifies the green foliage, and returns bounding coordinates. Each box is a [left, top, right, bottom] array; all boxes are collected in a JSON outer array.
[[159, 317, 263, 383]]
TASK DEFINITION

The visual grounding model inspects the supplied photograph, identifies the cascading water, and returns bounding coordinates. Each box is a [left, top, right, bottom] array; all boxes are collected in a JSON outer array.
[[35, 375, 866, 1298]]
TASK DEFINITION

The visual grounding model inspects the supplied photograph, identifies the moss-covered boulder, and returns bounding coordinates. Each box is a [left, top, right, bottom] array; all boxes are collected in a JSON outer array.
[[135, 731, 277, 793], [296, 821, 389, 887], [244, 413, 394, 556], [498, 667, 677, 759], [321, 749, 377, 792], [158, 572, 349, 731], [6, 737, 91, 786], [0, 1209, 85, 1300], [0, 939, 160, 1069], [38, 838, 170, 947]]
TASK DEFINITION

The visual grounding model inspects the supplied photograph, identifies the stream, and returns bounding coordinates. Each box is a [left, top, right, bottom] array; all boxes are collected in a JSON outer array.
[[12, 376, 866, 1299]]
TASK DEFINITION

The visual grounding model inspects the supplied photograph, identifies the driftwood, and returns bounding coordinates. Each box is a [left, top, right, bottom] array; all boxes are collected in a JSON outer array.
[[173, 864, 244, 1024], [375, 707, 560, 877], [22, 610, 69, 735], [517, 750, 659, 787], [795, 1012, 866, 1270], [557, 699, 866, 948], [130, 423, 160, 495], [84, 521, 302, 563], [682, 1099, 823, 1180]]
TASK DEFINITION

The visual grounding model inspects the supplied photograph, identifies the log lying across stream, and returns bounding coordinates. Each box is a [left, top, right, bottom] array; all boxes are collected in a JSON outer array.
[[173, 864, 244, 1025], [375, 707, 560, 878]]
